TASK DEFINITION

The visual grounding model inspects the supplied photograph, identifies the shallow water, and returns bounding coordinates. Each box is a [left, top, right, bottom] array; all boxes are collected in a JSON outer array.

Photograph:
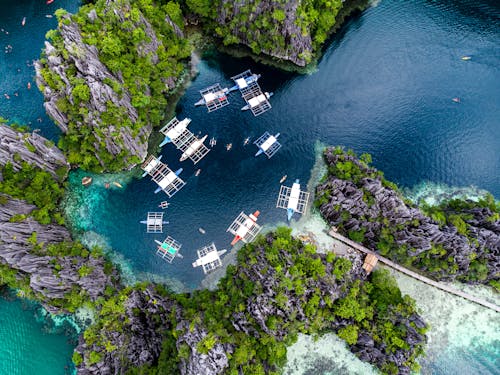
[[1, 0, 499, 373], [0, 291, 78, 375]]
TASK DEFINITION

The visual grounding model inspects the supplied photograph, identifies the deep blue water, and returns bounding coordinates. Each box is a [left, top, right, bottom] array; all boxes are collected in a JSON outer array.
[[1, 0, 499, 373]]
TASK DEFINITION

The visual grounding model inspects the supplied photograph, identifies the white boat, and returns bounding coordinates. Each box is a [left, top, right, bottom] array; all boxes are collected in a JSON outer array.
[[243, 137, 250, 145], [198, 227, 206, 234], [280, 175, 287, 183], [226, 143, 232, 151], [241, 92, 273, 111], [195, 169, 201, 176]]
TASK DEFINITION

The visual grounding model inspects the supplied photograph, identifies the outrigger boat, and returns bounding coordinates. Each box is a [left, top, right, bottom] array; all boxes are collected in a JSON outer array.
[[159, 118, 191, 147], [228, 72, 261, 93], [179, 135, 208, 162], [254, 132, 281, 158], [141, 155, 186, 197], [140, 212, 169, 233], [241, 92, 273, 112], [209, 137, 216, 147], [276, 179, 310, 221], [192, 243, 226, 274], [227, 210, 261, 246], [243, 137, 250, 146], [196, 84, 230, 112]]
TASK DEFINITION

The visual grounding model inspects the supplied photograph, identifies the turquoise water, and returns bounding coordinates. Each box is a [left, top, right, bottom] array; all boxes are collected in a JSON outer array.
[[1, 0, 499, 373], [0, 290, 77, 375]]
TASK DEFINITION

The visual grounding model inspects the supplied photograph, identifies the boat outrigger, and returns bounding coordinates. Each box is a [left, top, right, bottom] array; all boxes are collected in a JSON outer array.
[[227, 211, 262, 246], [155, 236, 183, 263], [140, 212, 169, 233], [196, 84, 230, 112], [241, 92, 273, 112], [209, 137, 217, 147], [159, 117, 210, 164], [141, 155, 186, 197], [228, 72, 261, 93], [254, 132, 281, 159], [276, 179, 310, 221], [192, 243, 227, 274], [231, 70, 272, 116]]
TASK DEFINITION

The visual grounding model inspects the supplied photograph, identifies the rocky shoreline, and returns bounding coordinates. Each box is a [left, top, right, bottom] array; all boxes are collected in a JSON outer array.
[[315, 147, 500, 286], [0, 124, 117, 313]]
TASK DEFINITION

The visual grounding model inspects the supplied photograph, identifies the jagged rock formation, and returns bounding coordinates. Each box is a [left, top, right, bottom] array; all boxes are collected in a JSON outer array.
[[75, 285, 181, 374], [0, 124, 68, 178], [316, 147, 500, 284], [176, 321, 232, 375], [34, 13, 147, 171], [0, 124, 116, 312], [188, 0, 367, 68], [74, 231, 426, 375], [0, 194, 115, 312], [214, 0, 314, 66], [35, 0, 190, 172]]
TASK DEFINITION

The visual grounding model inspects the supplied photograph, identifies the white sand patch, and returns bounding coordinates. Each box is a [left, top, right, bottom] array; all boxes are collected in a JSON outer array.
[[284, 333, 377, 375], [384, 266, 500, 372]]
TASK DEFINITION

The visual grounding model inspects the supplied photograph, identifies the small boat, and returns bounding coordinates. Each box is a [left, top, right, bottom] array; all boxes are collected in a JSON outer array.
[[461, 56, 471, 61], [243, 137, 250, 146], [45, 14, 53, 18], [195, 169, 201, 176], [82, 176, 92, 186], [46, 0, 54, 4], [280, 175, 287, 184], [226, 143, 232, 151], [198, 227, 206, 234], [452, 97, 460, 103], [159, 201, 170, 209], [27, 82, 31, 89], [104, 182, 110, 189], [209, 137, 216, 147], [113, 181, 123, 188], [21, 17, 26, 26]]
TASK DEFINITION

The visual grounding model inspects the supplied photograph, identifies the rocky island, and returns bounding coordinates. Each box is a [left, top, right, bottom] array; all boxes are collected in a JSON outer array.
[[315, 147, 500, 289]]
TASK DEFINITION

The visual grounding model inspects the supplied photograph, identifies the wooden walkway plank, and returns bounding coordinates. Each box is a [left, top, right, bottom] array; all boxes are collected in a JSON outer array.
[[327, 228, 500, 313]]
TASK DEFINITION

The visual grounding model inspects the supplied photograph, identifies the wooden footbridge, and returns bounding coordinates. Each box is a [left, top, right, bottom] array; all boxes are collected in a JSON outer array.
[[327, 228, 500, 313]]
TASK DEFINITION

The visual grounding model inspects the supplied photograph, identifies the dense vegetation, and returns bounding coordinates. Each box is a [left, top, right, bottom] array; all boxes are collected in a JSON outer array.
[[421, 195, 500, 287], [80, 228, 426, 374], [316, 146, 500, 289], [185, 0, 347, 66], [38, 0, 191, 171], [0, 162, 66, 224]]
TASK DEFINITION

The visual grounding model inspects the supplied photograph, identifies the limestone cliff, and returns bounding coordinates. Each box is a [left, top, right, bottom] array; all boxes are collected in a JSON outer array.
[[0, 124, 68, 178], [316, 147, 500, 285], [0, 124, 116, 312], [35, 0, 190, 172], [187, 0, 366, 68]]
